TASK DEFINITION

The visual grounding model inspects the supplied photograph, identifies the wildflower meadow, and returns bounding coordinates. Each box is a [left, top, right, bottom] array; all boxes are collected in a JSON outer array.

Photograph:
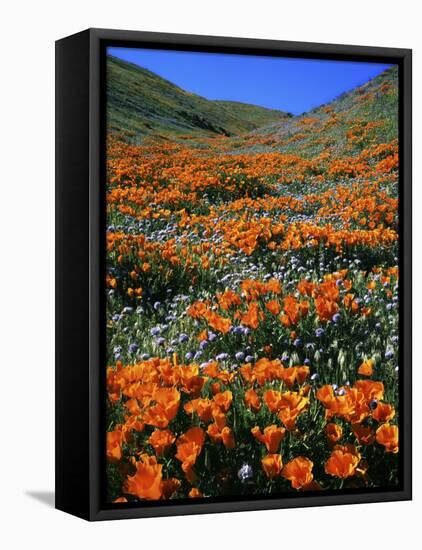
[[105, 53, 400, 503]]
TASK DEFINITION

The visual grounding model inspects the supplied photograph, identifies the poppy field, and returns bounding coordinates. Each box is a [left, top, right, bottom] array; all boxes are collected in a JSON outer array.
[[105, 56, 400, 503]]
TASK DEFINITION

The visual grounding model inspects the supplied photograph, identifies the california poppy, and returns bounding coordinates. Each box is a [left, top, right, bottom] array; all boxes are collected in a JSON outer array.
[[281, 456, 314, 489], [124, 454, 163, 500], [352, 423, 375, 445], [143, 387, 181, 429], [175, 427, 206, 480], [325, 444, 361, 478], [244, 388, 261, 412], [106, 429, 124, 463], [184, 398, 213, 422], [372, 402, 395, 423], [358, 358, 375, 377], [265, 299, 281, 315], [261, 454, 283, 479], [325, 422, 343, 444], [148, 429, 176, 456], [251, 425, 286, 453], [376, 423, 399, 453]]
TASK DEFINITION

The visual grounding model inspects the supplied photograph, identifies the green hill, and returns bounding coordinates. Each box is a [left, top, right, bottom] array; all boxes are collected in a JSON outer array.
[[213, 99, 293, 128], [228, 66, 398, 157], [107, 56, 292, 140]]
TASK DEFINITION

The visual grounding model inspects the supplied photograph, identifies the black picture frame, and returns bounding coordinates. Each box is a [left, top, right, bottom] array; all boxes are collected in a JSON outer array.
[[55, 28, 412, 521]]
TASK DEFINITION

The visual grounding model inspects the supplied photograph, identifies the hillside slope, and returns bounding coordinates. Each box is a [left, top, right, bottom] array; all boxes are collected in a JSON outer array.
[[107, 56, 291, 139], [226, 66, 398, 157], [214, 99, 293, 128]]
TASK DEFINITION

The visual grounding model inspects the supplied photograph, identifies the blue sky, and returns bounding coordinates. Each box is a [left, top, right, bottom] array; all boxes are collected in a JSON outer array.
[[108, 47, 393, 115]]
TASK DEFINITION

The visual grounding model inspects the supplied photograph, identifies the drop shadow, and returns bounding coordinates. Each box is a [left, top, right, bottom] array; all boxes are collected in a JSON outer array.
[[26, 491, 55, 508]]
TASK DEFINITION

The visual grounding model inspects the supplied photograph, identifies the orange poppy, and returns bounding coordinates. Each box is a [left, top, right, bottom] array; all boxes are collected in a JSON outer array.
[[261, 454, 283, 479], [252, 358, 284, 385], [124, 414, 145, 433], [352, 423, 375, 445], [240, 363, 254, 383], [124, 454, 163, 500], [315, 296, 338, 322], [216, 289, 241, 310], [280, 295, 307, 326], [213, 390, 233, 412], [210, 382, 221, 395], [317, 385, 369, 423], [343, 293, 359, 313], [263, 390, 309, 429], [325, 423, 343, 444], [106, 429, 124, 462], [297, 279, 315, 296], [325, 444, 361, 478], [178, 364, 206, 396], [221, 426, 236, 449], [358, 359, 374, 377], [211, 407, 227, 430], [281, 456, 314, 489], [241, 301, 261, 329], [264, 390, 284, 413], [148, 429, 176, 456], [142, 387, 181, 429], [205, 310, 232, 334], [184, 398, 213, 422], [354, 380, 384, 402], [372, 402, 395, 423], [376, 423, 399, 453], [207, 423, 235, 449], [251, 425, 286, 453], [266, 278, 282, 294], [265, 299, 281, 315], [189, 488, 203, 498], [175, 427, 206, 479], [244, 388, 261, 412], [281, 365, 310, 388]]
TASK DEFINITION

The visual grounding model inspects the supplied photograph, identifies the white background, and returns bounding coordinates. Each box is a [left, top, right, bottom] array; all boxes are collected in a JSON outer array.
[[1, 0, 419, 547]]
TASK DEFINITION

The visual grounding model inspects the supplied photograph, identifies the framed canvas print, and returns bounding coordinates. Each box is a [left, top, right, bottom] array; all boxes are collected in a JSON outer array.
[[55, 28, 412, 521]]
